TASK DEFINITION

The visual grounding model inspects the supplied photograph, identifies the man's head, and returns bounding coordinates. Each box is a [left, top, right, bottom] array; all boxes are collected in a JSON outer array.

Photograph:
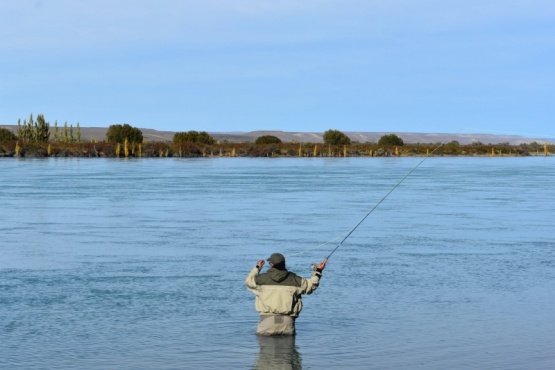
[[267, 253, 286, 270]]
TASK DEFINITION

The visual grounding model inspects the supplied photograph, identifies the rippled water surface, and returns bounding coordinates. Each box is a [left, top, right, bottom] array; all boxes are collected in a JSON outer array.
[[1, 157, 554, 369]]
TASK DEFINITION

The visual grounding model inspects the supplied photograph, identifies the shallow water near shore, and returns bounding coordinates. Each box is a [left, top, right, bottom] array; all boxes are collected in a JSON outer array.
[[1, 157, 554, 369]]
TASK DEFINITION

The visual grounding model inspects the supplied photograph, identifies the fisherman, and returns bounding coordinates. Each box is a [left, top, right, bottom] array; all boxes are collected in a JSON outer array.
[[246, 253, 327, 335]]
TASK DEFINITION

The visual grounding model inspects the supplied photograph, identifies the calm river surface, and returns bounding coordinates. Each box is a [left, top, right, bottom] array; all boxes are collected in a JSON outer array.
[[1, 157, 554, 369]]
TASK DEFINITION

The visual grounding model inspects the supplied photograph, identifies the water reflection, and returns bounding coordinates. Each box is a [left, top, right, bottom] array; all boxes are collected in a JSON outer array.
[[253, 335, 302, 370]]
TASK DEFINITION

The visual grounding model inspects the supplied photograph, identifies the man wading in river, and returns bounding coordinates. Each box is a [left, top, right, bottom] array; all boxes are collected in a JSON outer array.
[[246, 253, 327, 335]]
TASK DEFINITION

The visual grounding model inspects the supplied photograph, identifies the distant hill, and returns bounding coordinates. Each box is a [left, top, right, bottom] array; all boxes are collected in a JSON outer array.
[[226, 130, 551, 145], [0, 125, 550, 145]]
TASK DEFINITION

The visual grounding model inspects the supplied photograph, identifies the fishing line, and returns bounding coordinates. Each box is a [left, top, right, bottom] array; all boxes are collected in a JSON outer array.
[[272, 127, 549, 263], [325, 130, 464, 260], [284, 235, 342, 259]]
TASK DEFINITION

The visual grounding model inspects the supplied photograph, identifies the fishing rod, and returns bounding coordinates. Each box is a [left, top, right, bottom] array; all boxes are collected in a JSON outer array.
[[324, 131, 463, 261]]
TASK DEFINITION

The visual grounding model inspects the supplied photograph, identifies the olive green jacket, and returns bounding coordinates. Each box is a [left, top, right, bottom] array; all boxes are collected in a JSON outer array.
[[246, 266, 322, 317]]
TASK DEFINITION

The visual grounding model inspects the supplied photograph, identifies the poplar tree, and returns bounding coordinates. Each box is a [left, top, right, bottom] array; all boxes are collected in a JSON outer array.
[[63, 122, 69, 143], [76, 122, 81, 143], [54, 121, 59, 142], [17, 119, 22, 139], [35, 114, 50, 142], [15, 113, 50, 142], [27, 114, 35, 142], [22, 120, 27, 142], [22, 119, 30, 142]]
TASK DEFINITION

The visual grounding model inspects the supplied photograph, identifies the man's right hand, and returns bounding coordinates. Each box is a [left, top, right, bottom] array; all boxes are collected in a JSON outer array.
[[256, 260, 265, 269]]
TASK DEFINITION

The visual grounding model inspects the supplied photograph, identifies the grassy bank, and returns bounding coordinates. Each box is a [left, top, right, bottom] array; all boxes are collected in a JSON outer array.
[[1, 140, 552, 158]]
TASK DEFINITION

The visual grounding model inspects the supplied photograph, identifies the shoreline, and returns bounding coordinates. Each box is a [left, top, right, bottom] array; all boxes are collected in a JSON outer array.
[[1, 125, 552, 146], [1, 141, 552, 158]]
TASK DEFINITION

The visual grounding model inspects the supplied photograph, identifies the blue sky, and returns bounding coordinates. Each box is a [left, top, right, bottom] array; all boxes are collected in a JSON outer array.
[[1, 0, 554, 137]]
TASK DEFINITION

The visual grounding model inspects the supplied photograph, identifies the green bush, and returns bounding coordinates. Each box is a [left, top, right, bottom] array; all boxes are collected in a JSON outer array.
[[255, 135, 282, 145], [378, 134, 404, 146], [0, 127, 17, 143], [323, 129, 351, 145], [106, 124, 143, 144], [172, 131, 213, 156], [173, 131, 214, 145]]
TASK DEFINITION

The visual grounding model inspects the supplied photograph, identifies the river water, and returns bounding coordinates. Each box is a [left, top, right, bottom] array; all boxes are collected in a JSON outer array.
[[1, 157, 554, 369]]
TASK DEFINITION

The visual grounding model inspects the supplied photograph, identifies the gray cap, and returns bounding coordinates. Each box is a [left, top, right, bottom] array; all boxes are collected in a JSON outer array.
[[267, 253, 285, 265]]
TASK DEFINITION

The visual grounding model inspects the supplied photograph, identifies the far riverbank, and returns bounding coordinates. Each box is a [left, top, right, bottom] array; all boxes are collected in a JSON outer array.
[[1, 140, 552, 158]]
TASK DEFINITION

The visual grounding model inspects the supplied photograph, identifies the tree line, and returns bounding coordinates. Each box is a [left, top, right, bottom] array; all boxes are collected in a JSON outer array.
[[14, 114, 83, 144], [1, 114, 552, 158]]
